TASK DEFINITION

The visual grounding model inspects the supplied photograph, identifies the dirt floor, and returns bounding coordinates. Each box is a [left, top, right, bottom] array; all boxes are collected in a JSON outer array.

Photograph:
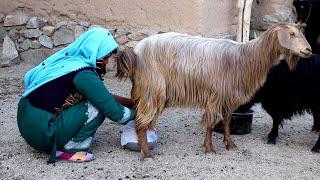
[[1, 62, 320, 179]]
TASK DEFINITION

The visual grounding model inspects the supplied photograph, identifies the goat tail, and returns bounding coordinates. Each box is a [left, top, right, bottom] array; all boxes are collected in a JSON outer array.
[[114, 47, 138, 79]]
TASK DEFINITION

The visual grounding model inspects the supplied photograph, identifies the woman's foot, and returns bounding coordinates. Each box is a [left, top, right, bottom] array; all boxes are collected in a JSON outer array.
[[56, 151, 94, 162]]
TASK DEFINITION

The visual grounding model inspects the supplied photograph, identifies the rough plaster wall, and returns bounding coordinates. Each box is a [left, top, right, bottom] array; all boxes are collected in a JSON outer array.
[[251, 0, 296, 31], [0, 0, 299, 38], [201, 0, 238, 38], [0, 0, 202, 35]]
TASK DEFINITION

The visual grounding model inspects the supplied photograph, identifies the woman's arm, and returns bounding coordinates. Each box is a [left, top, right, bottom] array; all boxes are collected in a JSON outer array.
[[112, 95, 135, 108], [73, 70, 134, 124]]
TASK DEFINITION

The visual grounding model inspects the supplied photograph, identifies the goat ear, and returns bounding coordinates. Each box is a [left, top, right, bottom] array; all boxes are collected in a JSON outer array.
[[277, 29, 291, 49]]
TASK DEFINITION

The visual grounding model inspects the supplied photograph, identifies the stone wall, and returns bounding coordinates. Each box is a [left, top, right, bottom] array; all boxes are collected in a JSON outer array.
[[0, 14, 159, 67], [0, 0, 237, 37], [250, 0, 296, 38]]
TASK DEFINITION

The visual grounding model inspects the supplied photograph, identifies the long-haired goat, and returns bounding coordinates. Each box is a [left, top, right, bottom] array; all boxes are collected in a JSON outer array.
[[115, 23, 312, 158], [236, 54, 320, 152]]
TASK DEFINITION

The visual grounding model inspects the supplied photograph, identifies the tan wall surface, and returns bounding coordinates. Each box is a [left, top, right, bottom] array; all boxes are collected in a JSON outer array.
[[200, 0, 238, 37], [1, 0, 206, 35], [0, 0, 241, 37]]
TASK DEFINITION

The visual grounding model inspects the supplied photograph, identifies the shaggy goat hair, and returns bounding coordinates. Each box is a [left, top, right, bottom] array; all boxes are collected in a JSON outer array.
[[236, 54, 320, 153], [115, 23, 312, 158]]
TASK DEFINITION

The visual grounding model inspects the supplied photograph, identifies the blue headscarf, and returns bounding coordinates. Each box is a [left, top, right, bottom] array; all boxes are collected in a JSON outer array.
[[22, 27, 118, 97]]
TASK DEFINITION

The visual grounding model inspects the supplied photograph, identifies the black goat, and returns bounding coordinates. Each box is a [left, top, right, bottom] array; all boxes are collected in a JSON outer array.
[[236, 54, 320, 153], [294, 0, 320, 54]]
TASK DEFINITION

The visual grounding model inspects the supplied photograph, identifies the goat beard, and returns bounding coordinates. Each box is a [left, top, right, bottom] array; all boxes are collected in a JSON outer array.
[[285, 50, 300, 71]]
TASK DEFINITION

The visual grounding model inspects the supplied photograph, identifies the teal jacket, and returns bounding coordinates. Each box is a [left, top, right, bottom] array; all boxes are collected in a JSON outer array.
[[22, 27, 118, 97]]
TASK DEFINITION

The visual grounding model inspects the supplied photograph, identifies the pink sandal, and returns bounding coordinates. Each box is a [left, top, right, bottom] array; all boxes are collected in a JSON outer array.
[[56, 151, 94, 162]]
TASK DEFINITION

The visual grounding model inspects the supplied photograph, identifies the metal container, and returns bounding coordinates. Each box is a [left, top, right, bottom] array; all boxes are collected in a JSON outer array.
[[213, 109, 253, 135]]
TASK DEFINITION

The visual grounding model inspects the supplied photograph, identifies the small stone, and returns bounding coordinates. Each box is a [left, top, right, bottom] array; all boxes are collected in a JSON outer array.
[[17, 37, 24, 43], [52, 27, 74, 46], [30, 40, 41, 49], [15, 41, 23, 52], [88, 25, 101, 30], [20, 49, 52, 65], [108, 28, 116, 35], [262, 15, 279, 24], [1, 36, 20, 67], [0, 27, 7, 40], [4, 14, 28, 26], [54, 21, 68, 30], [0, 13, 4, 23], [128, 32, 147, 41], [39, 35, 53, 49], [26, 17, 47, 29], [116, 35, 129, 44], [21, 29, 42, 38], [138, 29, 159, 36], [125, 41, 139, 48], [79, 21, 90, 28], [12, 37, 19, 48], [42, 26, 55, 36], [8, 29, 19, 40], [74, 25, 85, 40], [114, 29, 128, 38], [20, 39, 31, 50], [12, 175, 24, 180], [67, 21, 77, 29]]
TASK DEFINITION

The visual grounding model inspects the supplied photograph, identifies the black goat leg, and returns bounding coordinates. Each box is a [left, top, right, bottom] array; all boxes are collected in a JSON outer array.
[[310, 109, 320, 152], [311, 134, 320, 153], [311, 109, 320, 132], [267, 118, 281, 144]]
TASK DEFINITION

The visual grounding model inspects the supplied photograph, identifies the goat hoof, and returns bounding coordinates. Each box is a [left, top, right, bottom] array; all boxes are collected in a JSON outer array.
[[226, 143, 237, 150], [311, 146, 320, 153], [140, 156, 154, 162], [143, 153, 154, 159], [267, 138, 277, 145], [205, 149, 216, 154]]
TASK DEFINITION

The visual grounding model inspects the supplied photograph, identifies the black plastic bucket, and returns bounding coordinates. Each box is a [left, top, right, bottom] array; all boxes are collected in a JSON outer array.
[[213, 109, 253, 135]]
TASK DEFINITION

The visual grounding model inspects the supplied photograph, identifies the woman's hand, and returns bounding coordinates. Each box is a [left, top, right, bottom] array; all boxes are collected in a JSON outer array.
[[113, 94, 136, 108]]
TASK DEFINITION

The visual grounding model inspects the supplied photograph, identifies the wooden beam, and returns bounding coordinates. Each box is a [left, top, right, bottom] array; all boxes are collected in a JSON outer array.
[[236, 0, 245, 42], [243, 0, 253, 42]]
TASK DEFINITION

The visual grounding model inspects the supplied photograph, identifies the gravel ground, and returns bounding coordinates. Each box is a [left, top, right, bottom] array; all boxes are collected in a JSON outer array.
[[0, 62, 319, 180]]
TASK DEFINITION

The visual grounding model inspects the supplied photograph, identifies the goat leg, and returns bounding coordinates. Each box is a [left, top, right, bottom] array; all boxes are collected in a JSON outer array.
[[311, 110, 320, 152], [202, 110, 216, 153], [223, 114, 237, 150], [267, 118, 281, 144], [204, 126, 215, 153], [311, 109, 320, 132], [311, 134, 320, 153], [312, 121, 320, 132], [136, 127, 153, 158]]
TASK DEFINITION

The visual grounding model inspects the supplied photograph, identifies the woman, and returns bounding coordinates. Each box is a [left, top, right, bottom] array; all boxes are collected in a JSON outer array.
[[17, 27, 138, 163]]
